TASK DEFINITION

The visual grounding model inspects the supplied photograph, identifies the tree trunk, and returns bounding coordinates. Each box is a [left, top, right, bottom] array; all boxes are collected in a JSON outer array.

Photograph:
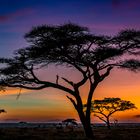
[[70, 85, 97, 139], [83, 118, 94, 139], [82, 83, 98, 139], [106, 117, 111, 129], [77, 109, 94, 139]]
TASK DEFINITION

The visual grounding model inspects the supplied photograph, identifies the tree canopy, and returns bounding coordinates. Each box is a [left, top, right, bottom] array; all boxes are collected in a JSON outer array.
[[0, 23, 139, 138], [62, 118, 78, 126], [88, 98, 136, 129], [0, 109, 6, 113], [0, 24, 139, 89]]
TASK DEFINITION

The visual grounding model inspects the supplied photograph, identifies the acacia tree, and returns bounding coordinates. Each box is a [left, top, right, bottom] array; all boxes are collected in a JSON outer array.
[[0, 23, 139, 139], [62, 118, 78, 126], [89, 98, 136, 129], [0, 109, 6, 114]]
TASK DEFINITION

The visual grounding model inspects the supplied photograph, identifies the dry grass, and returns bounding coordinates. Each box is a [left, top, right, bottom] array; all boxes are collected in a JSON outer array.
[[0, 125, 140, 140]]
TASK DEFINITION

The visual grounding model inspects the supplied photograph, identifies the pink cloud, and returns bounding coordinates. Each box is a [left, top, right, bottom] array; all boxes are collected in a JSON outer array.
[[125, 0, 140, 9], [112, 0, 140, 10], [86, 23, 140, 35], [90, 23, 124, 30], [0, 8, 35, 23], [112, 0, 121, 8], [0, 15, 9, 22], [91, 23, 139, 30]]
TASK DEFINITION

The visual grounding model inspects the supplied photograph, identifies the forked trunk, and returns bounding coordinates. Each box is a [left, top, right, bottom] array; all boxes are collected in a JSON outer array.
[[71, 83, 98, 139], [82, 118, 94, 139], [77, 109, 94, 139]]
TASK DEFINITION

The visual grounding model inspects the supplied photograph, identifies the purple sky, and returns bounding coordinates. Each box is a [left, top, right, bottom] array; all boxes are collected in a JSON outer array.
[[0, 0, 140, 123], [0, 0, 140, 57]]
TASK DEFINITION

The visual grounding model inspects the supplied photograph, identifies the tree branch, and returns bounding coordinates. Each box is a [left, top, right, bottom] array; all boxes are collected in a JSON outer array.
[[93, 110, 107, 118], [1, 79, 75, 96], [66, 95, 77, 109], [62, 77, 74, 86], [94, 114, 106, 123], [100, 66, 113, 81], [25, 64, 41, 83], [56, 75, 59, 84]]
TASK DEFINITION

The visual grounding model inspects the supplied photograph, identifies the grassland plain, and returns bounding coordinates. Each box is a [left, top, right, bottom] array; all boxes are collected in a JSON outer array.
[[0, 124, 140, 140]]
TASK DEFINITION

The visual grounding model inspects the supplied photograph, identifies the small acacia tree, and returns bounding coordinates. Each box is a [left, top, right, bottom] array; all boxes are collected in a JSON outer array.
[[0, 23, 139, 139], [62, 118, 78, 126], [0, 109, 6, 114], [89, 98, 136, 129]]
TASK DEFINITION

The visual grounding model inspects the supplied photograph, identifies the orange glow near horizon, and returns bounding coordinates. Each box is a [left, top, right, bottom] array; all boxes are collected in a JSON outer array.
[[0, 69, 140, 123], [0, 0, 139, 125], [1, 88, 28, 95]]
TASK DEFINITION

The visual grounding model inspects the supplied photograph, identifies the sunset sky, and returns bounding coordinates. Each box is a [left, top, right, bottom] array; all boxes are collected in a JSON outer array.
[[0, 0, 140, 123]]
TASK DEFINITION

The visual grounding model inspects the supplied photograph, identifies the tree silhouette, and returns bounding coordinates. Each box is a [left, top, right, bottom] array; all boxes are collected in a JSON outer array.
[[0, 109, 6, 121], [88, 98, 136, 129], [0, 23, 139, 138], [62, 118, 78, 126], [0, 109, 6, 114]]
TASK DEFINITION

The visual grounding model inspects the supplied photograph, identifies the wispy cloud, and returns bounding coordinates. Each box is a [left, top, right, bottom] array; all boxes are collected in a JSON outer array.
[[0, 16, 9, 22], [3, 118, 20, 122], [111, 0, 140, 9], [112, 0, 121, 8], [85, 23, 140, 35], [0, 8, 35, 23]]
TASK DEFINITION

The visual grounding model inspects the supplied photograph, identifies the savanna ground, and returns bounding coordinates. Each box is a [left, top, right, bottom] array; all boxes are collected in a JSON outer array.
[[0, 124, 140, 140]]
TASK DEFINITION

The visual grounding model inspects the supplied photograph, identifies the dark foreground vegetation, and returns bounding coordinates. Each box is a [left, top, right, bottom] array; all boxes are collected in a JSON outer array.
[[0, 124, 140, 140]]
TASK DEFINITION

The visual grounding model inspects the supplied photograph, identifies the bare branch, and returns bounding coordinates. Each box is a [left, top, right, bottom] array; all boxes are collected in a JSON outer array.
[[25, 64, 41, 83], [100, 66, 113, 81], [16, 88, 22, 100], [87, 67, 93, 84], [1, 80, 75, 96], [94, 114, 106, 123], [56, 75, 59, 84], [66, 95, 77, 109], [62, 77, 74, 86]]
